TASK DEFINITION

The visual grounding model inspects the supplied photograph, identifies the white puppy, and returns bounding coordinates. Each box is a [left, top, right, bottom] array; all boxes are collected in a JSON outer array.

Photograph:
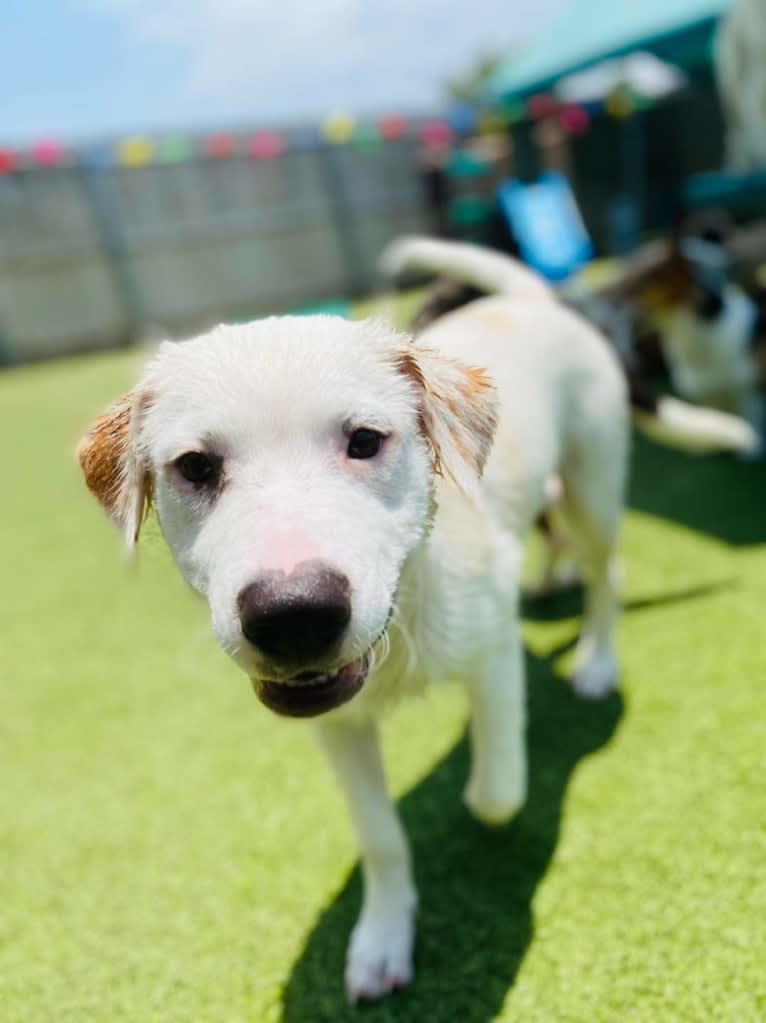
[[79, 245, 629, 1001]]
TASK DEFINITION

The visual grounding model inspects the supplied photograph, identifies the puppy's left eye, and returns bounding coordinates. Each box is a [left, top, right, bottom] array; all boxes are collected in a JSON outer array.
[[347, 428, 385, 460], [174, 451, 222, 487]]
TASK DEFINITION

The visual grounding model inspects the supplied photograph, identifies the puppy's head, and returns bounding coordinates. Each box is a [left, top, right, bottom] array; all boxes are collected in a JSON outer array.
[[79, 317, 497, 717]]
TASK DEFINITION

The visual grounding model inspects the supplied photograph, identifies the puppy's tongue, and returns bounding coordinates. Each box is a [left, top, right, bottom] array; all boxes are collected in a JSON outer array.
[[289, 670, 334, 687], [252, 658, 367, 717]]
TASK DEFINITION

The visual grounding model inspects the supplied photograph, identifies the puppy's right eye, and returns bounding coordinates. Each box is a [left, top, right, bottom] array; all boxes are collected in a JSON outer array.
[[347, 428, 385, 460], [174, 451, 222, 487]]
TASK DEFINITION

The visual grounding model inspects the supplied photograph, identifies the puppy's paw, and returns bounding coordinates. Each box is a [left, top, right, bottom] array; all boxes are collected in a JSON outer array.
[[345, 906, 415, 1003], [463, 764, 527, 827], [571, 648, 619, 701]]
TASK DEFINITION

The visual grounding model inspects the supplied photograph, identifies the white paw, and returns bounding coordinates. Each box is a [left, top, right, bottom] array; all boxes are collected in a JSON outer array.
[[345, 905, 415, 1003], [464, 760, 527, 826], [571, 647, 619, 701]]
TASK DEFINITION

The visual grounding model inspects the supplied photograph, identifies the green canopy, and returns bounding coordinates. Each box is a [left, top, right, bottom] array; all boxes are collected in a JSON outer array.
[[488, 0, 732, 100]]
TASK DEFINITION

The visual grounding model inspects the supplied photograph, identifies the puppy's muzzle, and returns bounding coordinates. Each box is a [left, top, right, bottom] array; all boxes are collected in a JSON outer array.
[[237, 560, 351, 666]]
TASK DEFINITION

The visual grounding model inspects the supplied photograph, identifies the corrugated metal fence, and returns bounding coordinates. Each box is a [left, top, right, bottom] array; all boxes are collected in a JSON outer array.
[[0, 138, 429, 365]]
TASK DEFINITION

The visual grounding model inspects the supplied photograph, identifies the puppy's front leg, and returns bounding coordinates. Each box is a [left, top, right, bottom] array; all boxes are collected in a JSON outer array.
[[314, 717, 416, 1003], [464, 626, 527, 826]]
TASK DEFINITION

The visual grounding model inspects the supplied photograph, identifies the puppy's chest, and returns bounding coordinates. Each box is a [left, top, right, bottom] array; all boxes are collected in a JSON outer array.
[[372, 518, 522, 703]]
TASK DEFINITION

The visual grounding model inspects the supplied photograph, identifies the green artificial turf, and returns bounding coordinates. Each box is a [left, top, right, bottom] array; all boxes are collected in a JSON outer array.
[[1, 337, 765, 1023]]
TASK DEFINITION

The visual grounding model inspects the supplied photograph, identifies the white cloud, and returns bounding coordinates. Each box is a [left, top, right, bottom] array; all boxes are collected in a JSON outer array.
[[91, 0, 566, 124]]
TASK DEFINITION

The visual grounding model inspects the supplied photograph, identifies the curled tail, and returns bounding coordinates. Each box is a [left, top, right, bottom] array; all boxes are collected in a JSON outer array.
[[381, 236, 757, 456], [380, 236, 555, 301]]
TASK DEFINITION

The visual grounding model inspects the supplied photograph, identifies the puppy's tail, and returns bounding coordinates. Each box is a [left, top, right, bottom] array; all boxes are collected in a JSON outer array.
[[380, 236, 555, 301], [381, 237, 755, 455], [629, 377, 758, 455]]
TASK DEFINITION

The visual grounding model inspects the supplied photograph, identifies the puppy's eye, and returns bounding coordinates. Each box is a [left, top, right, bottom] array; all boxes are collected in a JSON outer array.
[[347, 428, 385, 460], [174, 451, 222, 487]]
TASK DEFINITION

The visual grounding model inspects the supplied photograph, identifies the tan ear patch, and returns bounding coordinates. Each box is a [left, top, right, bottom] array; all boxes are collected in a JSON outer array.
[[77, 390, 153, 546], [397, 349, 443, 475], [78, 393, 133, 516], [397, 345, 498, 497]]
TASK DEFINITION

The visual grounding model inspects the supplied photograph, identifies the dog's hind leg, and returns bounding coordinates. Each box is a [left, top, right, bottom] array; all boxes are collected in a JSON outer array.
[[526, 503, 581, 597], [562, 430, 626, 701], [314, 717, 416, 1003], [463, 624, 527, 826]]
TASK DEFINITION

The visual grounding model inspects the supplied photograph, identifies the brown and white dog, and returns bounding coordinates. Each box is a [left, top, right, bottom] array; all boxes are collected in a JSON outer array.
[[608, 226, 766, 452]]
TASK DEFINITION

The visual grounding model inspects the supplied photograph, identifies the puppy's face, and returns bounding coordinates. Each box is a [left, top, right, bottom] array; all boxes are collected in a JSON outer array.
[[79, 317, 496, 718]]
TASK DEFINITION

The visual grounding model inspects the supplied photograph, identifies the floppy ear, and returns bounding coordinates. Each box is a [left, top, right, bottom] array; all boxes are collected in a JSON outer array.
[[77, 389, 152, 551], [397, 343, 498, 499]]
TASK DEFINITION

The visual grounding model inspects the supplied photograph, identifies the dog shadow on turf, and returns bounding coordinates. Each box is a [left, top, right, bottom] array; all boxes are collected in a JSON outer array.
[[628, 432, 766, 547], [521, 577, 734, 624], [282, 640, 622, 1023]]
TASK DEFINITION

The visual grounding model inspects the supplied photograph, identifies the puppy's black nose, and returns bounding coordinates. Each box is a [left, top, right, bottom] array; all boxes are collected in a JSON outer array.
[[238, 562, 351, 663]]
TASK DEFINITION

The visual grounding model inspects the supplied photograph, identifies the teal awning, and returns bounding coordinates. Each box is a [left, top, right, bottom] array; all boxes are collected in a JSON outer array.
[[488, 0, 732, 101]]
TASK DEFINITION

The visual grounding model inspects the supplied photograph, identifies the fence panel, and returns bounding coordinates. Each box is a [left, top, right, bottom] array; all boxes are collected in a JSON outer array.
[[0, 168, 128, 362], [0, 138, 429, 364]]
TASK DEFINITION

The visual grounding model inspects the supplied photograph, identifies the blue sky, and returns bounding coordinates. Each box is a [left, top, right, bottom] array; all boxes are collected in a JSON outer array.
[[1, 0, 565, 143]]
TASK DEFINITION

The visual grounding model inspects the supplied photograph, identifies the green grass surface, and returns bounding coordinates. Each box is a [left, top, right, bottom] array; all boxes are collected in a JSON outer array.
[[2, 340, 765, 1023]]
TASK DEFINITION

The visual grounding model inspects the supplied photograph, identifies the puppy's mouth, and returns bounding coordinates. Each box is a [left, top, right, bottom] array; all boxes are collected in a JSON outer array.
[[252, 654, 370, 718]]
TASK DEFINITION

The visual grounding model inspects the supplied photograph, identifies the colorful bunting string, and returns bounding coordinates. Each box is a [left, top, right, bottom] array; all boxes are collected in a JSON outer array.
[[117, 136, 154, 167], [629, 91, 654, 113], [80, 143, 114, 171], [352, 124, 382, 150], [32, 140, 65, 167], [0, 149, 18, 174], [249, 132, 284, 159], [527, 93, 558, 120], [206, 134, 236, 159], [419, 120, 453, 149], [559, 104, 590, 136], [321, 113, 356, 144], [157, 137, 193, 164], [500, 98, 526, 124], [581, 99, 604, 119], [478, 113, 507, 137], [605, 88, 634, 119], [0, 84, 673, 177], [289, 126, 322, 152], [378, 114, 407, 140], [447, 104, 476, 137]]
